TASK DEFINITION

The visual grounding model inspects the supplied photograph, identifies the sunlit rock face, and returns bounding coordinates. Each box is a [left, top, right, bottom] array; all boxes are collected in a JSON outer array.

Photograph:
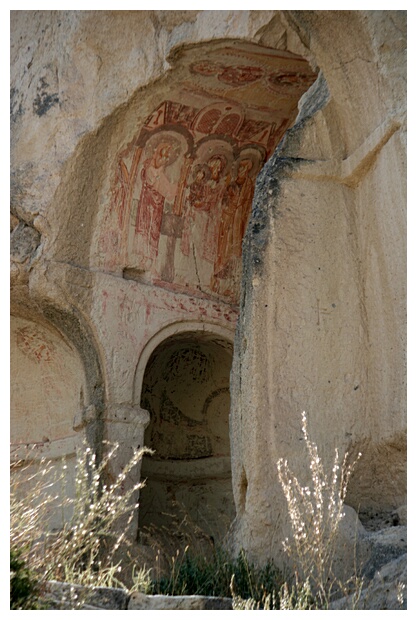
[[229, 11, 406, 569], [11, 11, 405, 577]]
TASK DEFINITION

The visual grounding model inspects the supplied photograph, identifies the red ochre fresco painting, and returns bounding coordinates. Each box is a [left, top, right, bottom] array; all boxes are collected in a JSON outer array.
[[11, 319, 85, 444], [190, 59, 316, 96], [104, 46, 317, 303], [16, 325, 56, 364]]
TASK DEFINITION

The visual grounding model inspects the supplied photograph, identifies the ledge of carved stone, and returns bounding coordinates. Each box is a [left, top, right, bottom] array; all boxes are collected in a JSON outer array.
[[10, 436, 79, 462], [42, 581, 129, 610], [42, 581, 233, 610], [128, 592, 233, 610], [141, 455, 231, 480]]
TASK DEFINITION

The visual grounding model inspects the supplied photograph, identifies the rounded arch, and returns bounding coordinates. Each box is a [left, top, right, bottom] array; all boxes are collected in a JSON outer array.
[[191, 101, 244, 139], [10, 312, 86, 453], [134, 320, 235, 543], [40, 303, 106, 453], [10, 298, 106, 461], [10, 301, 106, 532], [133, 320, 234, 407]]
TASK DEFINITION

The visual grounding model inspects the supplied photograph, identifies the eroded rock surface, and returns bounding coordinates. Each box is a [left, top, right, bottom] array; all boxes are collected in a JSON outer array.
[[11, 11, 406, 595]]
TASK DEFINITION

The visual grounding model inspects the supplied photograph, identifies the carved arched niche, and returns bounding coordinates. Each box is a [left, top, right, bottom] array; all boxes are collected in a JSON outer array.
[[10, 314, 88, 450], [136, 328, 234, 543], [93, 40, 318, 305], [10, 314, 90, 530]]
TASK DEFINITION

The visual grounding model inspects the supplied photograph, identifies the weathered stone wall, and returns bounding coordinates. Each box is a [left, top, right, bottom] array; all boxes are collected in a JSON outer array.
[[229, 10, 406, 563], [11, 10, 406, 571]]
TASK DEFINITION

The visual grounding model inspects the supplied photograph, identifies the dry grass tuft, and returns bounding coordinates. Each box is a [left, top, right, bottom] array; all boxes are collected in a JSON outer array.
[[10, 441, 151, 606], [277, 410, 362, 607]]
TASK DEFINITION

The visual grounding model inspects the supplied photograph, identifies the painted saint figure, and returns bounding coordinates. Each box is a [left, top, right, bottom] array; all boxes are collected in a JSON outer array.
[[135, 141, 179, 264], [201, 155, 228, 263], [180, 165, 208, 258], [213, 158, 255, 284], [227, 158, 255, 259], [181, 154, 228, 264], [189, 165, 209, 211]]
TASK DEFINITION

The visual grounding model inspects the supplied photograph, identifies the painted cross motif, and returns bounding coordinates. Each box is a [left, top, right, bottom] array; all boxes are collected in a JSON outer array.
[[312, 298, 332, 326]]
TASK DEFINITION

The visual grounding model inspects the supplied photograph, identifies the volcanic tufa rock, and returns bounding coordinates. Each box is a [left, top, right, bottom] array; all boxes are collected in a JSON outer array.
[[11, 11, 406, 598]]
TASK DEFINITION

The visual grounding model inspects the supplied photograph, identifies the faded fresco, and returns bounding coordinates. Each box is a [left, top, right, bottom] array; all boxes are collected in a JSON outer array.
[[141, 338, 232, 460], [10, 316, 86, 447], [99, 45, 317, 303]]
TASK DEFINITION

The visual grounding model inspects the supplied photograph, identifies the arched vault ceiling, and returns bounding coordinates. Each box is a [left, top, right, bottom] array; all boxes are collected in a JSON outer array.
[[96, 40, 317, 304]]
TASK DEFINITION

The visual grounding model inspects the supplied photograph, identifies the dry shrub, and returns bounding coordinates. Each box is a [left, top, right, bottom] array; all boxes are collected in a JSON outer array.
[[277, 411, 362, 608], [10, 411, 364, 609], [10, 441, 151, 606]]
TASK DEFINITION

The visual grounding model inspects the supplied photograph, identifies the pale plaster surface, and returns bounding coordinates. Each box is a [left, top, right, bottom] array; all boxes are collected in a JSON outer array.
[[11, 315, 84, 447]]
